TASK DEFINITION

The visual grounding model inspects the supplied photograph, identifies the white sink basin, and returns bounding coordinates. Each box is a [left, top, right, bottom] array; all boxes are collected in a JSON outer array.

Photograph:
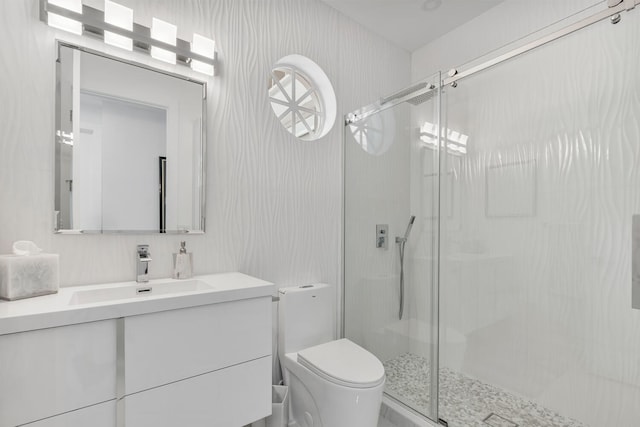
[[0, 273, 274, 336], [69, 279, 213, 305]]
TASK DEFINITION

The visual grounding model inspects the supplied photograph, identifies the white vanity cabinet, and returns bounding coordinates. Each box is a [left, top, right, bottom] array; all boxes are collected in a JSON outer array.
[[0, 273, 275, 427], [120, 297, 272, 427], [22, 402, 117, 427], [0, 320, 117, 427]]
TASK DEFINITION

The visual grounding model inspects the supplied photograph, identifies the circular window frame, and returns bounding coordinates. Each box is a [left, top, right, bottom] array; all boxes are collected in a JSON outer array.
[[268, 55, 336, 141]]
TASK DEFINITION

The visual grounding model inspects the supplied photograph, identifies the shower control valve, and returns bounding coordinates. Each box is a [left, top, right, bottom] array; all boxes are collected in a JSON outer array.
[[376, 224, 389, 250]]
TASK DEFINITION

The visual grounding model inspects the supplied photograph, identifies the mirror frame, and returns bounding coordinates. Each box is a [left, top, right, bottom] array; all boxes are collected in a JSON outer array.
[[54, 41, 207, 235]]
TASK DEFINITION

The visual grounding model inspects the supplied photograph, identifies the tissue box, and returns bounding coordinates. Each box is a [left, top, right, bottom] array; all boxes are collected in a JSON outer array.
[[0, 254, 59, 300]]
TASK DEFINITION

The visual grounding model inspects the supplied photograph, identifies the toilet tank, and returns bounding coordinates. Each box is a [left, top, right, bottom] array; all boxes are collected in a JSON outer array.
[[278, 284, 336, 355]]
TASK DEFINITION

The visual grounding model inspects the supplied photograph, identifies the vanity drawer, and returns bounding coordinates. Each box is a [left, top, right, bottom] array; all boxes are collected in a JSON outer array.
[[23, 400, 116, 427], [123, 296, 271, 394], [0, 320, 117, 427], [121, 356, 271, 427]]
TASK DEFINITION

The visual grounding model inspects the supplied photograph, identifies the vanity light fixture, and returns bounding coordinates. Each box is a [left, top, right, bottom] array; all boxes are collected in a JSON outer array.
[[190, 33, 216, 76], [49, 0, 82, 13], [150, 18, 177, 64], [104, 0, 133, 51], [39, 0, 217, 76], [46, 0, 83, 35]]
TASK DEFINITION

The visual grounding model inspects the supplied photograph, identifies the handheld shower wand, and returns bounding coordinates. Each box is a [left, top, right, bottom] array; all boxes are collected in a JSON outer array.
[[397, 216, 415, 243], [396, 215, 416, 320]]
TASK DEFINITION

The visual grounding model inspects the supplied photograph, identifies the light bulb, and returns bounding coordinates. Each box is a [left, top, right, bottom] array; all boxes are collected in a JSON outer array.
[[46, 0, 83, 35], [191, 33, 215, 59], [190, 60, 214, 76], [104, 0, 133, 51], [150, 17, 177, 64]]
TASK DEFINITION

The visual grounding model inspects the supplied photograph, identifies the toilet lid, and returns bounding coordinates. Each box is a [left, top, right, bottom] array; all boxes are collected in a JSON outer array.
[[297, 339, 385, 388]]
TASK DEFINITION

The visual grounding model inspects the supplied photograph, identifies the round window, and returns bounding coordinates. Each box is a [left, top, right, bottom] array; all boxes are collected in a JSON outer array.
[[268, 55, 336, 141]]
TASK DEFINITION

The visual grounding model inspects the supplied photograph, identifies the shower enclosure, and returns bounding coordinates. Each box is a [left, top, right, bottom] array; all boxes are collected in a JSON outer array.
[[343, 3, 640, 426]]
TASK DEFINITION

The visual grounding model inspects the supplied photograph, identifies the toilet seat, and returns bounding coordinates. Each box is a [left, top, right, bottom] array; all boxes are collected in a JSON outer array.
[[297, 338, 385, 388]]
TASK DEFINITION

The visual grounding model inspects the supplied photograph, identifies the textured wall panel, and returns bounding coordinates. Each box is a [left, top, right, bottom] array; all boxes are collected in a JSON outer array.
[[0, 0, 409, 293], [0, 0, 410, 387]]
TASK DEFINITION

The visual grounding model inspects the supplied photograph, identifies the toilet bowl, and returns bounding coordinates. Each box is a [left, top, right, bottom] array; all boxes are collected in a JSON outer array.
[[278, 284, 385, 427]]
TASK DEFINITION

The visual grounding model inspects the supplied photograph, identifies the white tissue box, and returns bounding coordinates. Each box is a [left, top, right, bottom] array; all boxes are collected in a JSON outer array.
[[0, 254, 59, 300]]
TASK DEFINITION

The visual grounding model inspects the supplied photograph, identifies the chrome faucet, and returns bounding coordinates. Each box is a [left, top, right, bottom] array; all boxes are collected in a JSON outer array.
[[136, 245, 152, 283]]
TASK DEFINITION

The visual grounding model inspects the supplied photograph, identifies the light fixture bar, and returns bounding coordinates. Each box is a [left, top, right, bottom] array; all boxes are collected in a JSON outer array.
[[40, 0, 216, 68]]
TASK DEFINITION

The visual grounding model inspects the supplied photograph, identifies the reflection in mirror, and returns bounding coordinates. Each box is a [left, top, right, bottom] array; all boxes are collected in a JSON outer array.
[[54, 42, 206, 234]]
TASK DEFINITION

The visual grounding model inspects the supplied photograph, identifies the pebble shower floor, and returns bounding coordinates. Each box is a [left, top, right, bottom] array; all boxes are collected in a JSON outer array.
[[383, 353, 586, 427]]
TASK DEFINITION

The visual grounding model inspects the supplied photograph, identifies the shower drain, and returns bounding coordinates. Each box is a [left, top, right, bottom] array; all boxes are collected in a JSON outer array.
[[483, 413, 518, 427]]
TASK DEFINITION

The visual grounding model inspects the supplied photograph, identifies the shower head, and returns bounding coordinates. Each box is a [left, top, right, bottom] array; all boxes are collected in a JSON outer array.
[[380, 82, 428, 105], [380, 82, 436, 106], [405, 90, 437, 106], [404, 215, 416, 240], [397, 215, 416, 244]]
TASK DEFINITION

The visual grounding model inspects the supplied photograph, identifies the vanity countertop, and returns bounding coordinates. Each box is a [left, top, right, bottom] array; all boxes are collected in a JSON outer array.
[[0, 272, 274, 335]]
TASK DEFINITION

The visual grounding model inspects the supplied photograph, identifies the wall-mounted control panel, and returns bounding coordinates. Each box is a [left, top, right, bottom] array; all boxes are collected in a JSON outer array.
[[376, 224, 388, 250]]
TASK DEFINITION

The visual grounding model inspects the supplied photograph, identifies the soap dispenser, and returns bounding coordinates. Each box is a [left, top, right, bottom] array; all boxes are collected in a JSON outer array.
[[172, 241, 193, 279]]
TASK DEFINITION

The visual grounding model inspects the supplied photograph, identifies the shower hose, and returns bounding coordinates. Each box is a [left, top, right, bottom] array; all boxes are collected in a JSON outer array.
[[398, 238, 406, 320], [396, 215, 415, 320]]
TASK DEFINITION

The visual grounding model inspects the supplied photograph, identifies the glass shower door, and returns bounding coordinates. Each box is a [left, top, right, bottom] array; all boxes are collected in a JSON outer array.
[[343, 74, 441, 421], [438, 9, 640, 427]]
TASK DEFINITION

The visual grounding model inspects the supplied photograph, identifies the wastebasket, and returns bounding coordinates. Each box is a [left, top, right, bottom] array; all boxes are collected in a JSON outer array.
[[266, 385, 289, 427]]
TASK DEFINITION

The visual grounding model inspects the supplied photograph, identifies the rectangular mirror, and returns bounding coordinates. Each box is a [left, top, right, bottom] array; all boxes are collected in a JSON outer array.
[[54, 42, 206, 234]]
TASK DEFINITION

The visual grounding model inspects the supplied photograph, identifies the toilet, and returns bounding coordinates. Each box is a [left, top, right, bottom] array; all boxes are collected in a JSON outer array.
[[278, 284, 385, 427]]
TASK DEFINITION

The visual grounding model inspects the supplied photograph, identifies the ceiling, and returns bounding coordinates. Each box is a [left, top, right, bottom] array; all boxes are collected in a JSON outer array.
[[319, 0, 504, 52]]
